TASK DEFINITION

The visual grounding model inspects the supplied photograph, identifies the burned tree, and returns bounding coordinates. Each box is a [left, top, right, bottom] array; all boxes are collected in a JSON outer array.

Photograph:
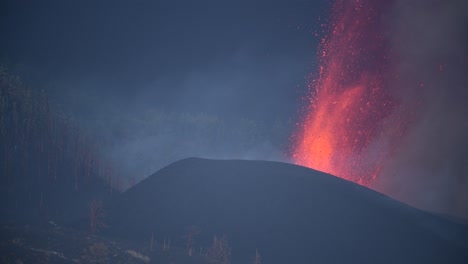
[[89, 199, 107, 234], [205, 235, 231, 264]]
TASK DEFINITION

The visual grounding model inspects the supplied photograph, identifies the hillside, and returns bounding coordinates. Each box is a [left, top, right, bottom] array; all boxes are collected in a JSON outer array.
[[108, 158, 468, 264], [0, 69, 118, 227]]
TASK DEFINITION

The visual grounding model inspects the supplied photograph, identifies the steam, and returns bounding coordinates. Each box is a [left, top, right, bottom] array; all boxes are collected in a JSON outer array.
[[374, 0, 468, 218]]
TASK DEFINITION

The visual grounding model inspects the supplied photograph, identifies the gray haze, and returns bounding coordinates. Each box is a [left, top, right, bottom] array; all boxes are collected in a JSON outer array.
[[374, 0, 468, 218]]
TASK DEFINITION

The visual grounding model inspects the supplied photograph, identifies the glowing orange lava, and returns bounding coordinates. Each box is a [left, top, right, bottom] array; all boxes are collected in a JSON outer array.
[[293, 0, 396, 186]]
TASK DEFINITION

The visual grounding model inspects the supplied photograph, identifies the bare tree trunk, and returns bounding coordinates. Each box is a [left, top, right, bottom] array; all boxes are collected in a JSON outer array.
[[253, 249, 261, 264]]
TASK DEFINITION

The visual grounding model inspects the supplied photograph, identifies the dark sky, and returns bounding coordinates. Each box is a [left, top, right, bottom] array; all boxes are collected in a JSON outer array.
[[0, 0, 327, 121]]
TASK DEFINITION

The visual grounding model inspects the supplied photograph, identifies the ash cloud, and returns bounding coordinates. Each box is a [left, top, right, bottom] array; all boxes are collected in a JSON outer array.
[[374, 0, 468, 218]]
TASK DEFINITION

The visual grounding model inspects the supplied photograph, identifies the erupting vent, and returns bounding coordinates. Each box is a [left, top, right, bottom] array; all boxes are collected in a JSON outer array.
[[292, 0, 404, 186]]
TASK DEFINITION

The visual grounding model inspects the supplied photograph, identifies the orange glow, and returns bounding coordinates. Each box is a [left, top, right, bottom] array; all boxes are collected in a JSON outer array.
[[294, 85, 366, 180], [293, 0, 396, 186]]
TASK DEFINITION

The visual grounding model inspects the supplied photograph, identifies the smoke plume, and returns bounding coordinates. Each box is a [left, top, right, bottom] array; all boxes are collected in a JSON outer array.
[[374, 0, 468, 218]]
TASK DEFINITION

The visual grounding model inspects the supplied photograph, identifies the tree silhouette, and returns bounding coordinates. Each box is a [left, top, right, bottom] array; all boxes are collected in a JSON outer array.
[[206, 235, 231, 264], [89, 199, 107, 234]]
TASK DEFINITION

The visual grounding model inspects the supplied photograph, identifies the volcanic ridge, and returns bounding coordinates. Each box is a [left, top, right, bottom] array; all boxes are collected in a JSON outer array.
[[108, 157, 468, 264]]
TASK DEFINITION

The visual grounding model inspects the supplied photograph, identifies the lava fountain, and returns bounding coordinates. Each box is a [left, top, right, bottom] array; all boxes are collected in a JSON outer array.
[[293, 0, 468, 217], [292, 0, 402, 186]]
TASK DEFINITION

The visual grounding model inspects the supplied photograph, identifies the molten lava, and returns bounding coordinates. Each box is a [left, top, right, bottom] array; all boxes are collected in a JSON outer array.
[[293, 0, 397, 186]]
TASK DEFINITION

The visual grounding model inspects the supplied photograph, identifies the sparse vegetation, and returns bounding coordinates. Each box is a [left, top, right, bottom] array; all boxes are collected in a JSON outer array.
[[0, 68, 117, 225]]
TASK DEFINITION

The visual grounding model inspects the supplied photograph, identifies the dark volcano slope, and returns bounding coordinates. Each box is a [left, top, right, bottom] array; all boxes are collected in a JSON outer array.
[[108, 158, 468, 264]]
